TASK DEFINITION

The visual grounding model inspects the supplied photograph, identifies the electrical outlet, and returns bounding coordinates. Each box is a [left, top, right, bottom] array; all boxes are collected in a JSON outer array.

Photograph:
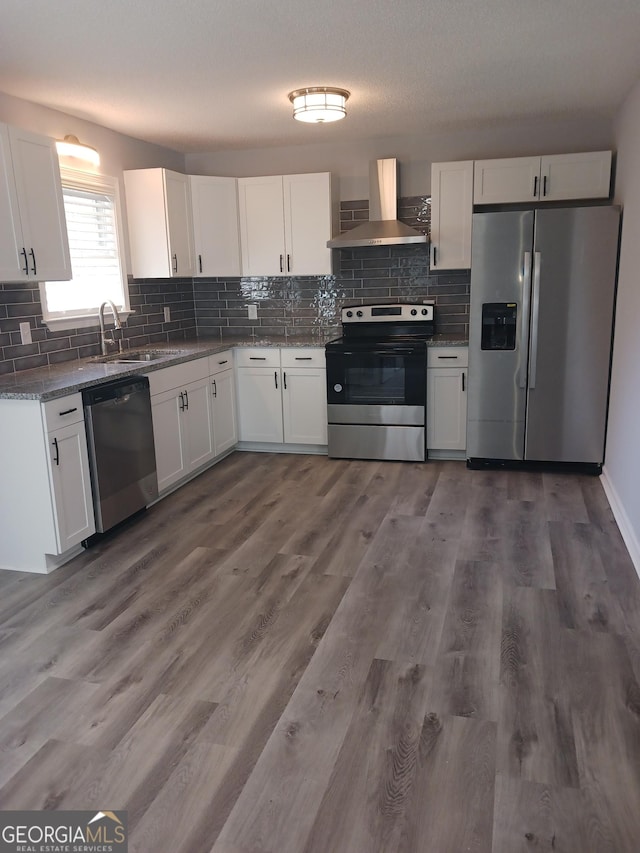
[[247, 304, 258, 321], [19, 322, 32, 345], [164, 307, 171, 322]]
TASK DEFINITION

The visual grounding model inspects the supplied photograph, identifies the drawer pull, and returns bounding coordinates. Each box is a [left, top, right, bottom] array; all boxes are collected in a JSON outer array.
[[295, 357, 313, 361], [58, 407, 78, 416], [249, 357, 267, 360], [437, 355, 458, 359], [218, 359, 228, 365]]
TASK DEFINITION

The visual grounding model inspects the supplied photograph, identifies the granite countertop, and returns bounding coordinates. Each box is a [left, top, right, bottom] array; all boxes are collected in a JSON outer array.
[[0, 333, 468, 402]]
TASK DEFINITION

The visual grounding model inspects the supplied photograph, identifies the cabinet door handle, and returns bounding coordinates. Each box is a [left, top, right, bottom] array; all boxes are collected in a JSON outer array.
[[249, 356, 266, 360], [279, 254, 284, 273], [274, 371, 278, 389], [52, 437, 60, 466], [183, 389, 189, 410], [533, 175, 539, 198], [462, 372, 466, 392], [198, 254, 203, 273], [172, 253, 178, 273], [179, 391, 185, 411], [283, 371, 287, 390], [432, 246, 437, 268], [29, 248, 36, 276], [21, 248, 28, 275], [212, 379, 217, 398], [58, 407, 78, 416], [543, 175, 548, 197], [286, 254, 291, 272]]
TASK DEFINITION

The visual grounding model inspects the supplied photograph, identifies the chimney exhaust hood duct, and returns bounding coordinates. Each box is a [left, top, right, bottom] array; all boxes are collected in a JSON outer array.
[[327, 158, 427, 248]]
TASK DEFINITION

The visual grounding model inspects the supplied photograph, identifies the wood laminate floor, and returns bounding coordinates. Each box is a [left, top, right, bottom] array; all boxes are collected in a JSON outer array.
[[1, 453, 640, 852]]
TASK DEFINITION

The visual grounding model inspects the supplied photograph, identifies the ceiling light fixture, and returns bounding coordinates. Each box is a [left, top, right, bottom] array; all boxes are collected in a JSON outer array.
[[55, 134, 100, 166], [288, 87, 350, 123]]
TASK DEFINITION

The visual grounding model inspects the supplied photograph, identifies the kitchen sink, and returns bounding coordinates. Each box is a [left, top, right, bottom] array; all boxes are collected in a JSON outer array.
[[92, 349, 184, 364]]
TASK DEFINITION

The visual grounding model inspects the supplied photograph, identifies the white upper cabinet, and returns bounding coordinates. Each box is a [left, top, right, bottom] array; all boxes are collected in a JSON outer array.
[[0, 123, 71, 282], [430, 161, 474, 270], [473, 156, 543, 205], [282, 173, 334, 276], [237, 175, 285, 276], [539, 151, 613, 201], [238, 172, 335, 276], [190, 175, 241, 277], [124, 168, 195, 278], [474, 151, 612, 205]]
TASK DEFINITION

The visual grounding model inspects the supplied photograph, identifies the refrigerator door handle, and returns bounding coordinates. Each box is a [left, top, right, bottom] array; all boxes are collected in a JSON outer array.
[[529, 251, 542, 389], [519, 251, 532, 389]]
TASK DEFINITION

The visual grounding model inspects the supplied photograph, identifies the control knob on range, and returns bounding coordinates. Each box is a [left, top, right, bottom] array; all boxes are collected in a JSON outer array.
[[356, 310, 363, 317], [346, 310, 353, 318], [410, 309, 417, 316], [421, 308, 429, 315]]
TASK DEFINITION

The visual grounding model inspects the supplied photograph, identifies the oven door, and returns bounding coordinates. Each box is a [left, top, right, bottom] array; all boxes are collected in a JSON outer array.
[[325, 347, 426, 407]]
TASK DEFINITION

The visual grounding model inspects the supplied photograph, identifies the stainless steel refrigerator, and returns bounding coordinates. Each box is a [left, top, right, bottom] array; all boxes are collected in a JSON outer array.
[[466, 205, 620, 472]]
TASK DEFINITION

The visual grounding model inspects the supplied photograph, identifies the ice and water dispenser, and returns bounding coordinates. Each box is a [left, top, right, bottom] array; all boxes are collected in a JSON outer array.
[[481, 303, 517, 350]]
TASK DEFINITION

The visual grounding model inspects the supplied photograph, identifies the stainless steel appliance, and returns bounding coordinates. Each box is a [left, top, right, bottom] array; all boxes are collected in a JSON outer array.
[[327, 159, 427, 248], [325, 303, 434, 461], [467, 205, 620, 473], [83, 376, 158, 534]]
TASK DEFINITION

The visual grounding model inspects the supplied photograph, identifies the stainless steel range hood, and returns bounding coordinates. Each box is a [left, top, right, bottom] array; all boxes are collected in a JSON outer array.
[[327, 158, 427, 248]]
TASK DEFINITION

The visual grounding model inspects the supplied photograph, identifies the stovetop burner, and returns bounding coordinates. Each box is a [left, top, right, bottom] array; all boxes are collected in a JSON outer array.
[[327, 303, 435, 350]]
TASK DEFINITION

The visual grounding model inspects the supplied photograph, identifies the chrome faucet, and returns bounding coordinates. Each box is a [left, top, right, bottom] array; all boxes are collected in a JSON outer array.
[[98, 300, 123, 355]]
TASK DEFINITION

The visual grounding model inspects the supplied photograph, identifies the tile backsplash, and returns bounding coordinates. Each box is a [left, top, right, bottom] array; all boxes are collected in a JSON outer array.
[[195, 196, 469, 341], [0, 196, 470, 376], [0, 279, 196, 376]]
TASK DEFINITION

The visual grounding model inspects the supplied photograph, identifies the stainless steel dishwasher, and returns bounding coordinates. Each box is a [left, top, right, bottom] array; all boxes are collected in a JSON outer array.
[[82, 375, 158, 534]]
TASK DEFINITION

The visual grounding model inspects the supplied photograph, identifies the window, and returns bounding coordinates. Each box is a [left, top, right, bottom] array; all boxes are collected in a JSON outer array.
[[40, 167, 130, 329]]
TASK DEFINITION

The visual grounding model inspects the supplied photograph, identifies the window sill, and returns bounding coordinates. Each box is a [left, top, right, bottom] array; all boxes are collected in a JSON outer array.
[[42, 310, 134, 333]]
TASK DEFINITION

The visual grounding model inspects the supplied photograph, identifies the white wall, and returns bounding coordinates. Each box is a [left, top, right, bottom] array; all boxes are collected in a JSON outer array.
[[0, 90, 185, 271], [602, 75, 640, 572], [186, 114, 613, 200]]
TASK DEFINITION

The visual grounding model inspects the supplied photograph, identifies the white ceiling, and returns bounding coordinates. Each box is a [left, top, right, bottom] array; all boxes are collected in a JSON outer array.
[[1, 0, 640, 154]]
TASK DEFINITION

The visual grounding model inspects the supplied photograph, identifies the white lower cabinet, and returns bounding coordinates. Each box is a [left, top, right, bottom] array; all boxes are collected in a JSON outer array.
[[236, 365, 284, 443], [147, 358, 216, 493], [0, 394, 95, 573], [211, 368, 237, 455], [209, 350, 238, 456], [47, 419, 96, 552], [236, 347, 327, 448], [427, 347, 468, 456], [150, 386, 189, 492]]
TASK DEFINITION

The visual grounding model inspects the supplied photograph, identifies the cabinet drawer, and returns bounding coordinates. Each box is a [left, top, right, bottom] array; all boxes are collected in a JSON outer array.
[[235, 347, 281, 368], [42, 393, 84, 431], [280, 347, 325, 368], [208, 349, 234, 375], [427, 347, 468, 368], [147, 357, 209, 396]]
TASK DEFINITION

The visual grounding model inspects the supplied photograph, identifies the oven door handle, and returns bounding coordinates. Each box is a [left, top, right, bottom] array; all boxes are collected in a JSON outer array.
[[340, 349, 418, 357]]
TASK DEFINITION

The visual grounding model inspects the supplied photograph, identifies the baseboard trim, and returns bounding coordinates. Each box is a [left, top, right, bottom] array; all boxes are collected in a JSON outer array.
[[600, 466, 640, 579], [236, 442, 328, 455]]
